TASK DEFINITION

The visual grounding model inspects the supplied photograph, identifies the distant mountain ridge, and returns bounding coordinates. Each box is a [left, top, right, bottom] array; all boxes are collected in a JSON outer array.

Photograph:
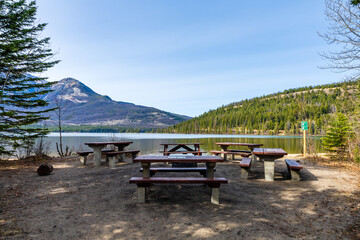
[[43, 78, 191, 128]]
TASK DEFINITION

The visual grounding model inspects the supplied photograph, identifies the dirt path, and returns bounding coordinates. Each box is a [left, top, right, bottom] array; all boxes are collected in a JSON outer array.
[[0, 155, 359, 240]]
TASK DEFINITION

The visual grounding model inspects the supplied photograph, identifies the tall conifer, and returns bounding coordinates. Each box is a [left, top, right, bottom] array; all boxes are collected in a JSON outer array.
[[322, 113, 351, 159], [0, 0, 59, 156]]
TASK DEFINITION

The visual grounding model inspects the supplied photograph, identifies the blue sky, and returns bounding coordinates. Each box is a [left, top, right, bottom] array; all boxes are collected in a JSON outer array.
[[36, 0, 340, 117]]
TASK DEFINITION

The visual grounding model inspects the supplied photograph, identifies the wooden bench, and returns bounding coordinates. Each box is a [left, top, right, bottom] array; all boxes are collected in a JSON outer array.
[[210, 150, 251, 160], [238, 158, 252, 179], [285, 159, 303, 182], [129, 177, 228, 204], [139, 167, 216, 177], [105, 150, 140, 167], [77, 149, 115, 165]]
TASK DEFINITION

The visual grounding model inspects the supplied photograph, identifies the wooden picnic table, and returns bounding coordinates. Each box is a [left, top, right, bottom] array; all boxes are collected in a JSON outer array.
[[215, 142, 263, 161], [252, 148, 288, 181], [160, 143, 205, 167], [132, 155, 227, 204], [84, 141, 133, 166], [160, 143, 204, 156]]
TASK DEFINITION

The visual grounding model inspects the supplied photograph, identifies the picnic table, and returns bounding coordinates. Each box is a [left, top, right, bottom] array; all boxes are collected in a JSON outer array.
[[84, 141, 133, 166], [252, 148, 288, 181], [214, 142, 263, 161], [160, 143, 204, 156], [130, 155, 227, 204]]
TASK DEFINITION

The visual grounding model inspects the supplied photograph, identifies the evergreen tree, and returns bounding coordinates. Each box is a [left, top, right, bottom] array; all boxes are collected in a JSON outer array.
[[0, 0, 59, 156], [322, 113, 352, 160]]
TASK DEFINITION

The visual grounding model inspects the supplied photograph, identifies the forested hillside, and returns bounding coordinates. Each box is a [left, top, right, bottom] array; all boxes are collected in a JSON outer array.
[[160, 80, 359, 135]]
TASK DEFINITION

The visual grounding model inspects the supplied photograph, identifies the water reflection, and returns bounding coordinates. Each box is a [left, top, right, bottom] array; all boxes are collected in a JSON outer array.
[[45, 133, 323, 156]]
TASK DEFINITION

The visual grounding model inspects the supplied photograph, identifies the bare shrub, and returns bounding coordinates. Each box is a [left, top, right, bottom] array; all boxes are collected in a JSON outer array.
[[33, 137, 51, 157], [56, 142, 72, 157], [107, 133, 134, 150]]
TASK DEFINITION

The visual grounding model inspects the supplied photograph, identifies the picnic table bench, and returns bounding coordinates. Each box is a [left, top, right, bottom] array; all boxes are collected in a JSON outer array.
[[139, 167, 216, 177], [105, 150, 140, 167], [285, 159, 303, 182], [129, 177, 228, 204], [239, 158, 252, 179], [77, 149, 115, 165], [210, 150, 251, 160], [214, 142, 263, 161]]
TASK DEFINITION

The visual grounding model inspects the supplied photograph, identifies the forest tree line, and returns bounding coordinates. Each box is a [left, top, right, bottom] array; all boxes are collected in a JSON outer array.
[[158, 80, 359, 135]]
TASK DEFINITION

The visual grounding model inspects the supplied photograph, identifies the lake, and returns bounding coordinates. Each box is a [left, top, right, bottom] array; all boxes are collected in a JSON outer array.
[[45, 133, 323, 156]]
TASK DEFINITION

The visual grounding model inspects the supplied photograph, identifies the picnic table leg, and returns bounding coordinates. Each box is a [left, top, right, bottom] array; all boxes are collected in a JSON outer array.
[[264, 158, 275, 181], [114, 144, 126, 161], [92, 146, 103, 166], [211, 188, 220, 205], [250, 153, 257, 168], [247, 147, 258, 164], [109, 155, 117, 168], [137, 186, 146, 203], [195, 144, 201, 155], [163, 144, 170, 156], [140, 163, 151, 202], [79, 155, 88, 166], [114, 144, 125, 151], [220, 145, 228, 161], [141, 162, 151, 177], [206, 162, 216, 178]]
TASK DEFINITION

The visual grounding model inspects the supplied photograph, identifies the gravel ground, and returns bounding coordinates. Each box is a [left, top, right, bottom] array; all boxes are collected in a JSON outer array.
[[0, 154, 359, 240]]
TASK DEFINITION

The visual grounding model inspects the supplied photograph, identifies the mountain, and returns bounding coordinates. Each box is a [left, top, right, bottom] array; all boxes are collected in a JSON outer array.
[[161, 80, 360, 135], [42, 78, 191, 128]]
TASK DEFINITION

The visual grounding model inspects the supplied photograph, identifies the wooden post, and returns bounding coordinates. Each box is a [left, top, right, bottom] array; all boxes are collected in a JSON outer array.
[[301, 121, 308, 157], [303, 129, 306, 157]]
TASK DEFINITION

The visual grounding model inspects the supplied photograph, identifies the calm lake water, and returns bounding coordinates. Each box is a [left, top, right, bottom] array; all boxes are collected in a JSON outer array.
[[45, 133, 323, 156]]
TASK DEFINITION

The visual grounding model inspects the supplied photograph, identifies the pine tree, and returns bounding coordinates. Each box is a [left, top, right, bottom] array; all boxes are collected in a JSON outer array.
[[0, 0, 59, 156], [322, 113, 351, 160]]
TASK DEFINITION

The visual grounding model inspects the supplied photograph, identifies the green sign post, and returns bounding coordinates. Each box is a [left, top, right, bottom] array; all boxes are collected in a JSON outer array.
[[301, 121, 308, 130], [301, 121, 308, 156]]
